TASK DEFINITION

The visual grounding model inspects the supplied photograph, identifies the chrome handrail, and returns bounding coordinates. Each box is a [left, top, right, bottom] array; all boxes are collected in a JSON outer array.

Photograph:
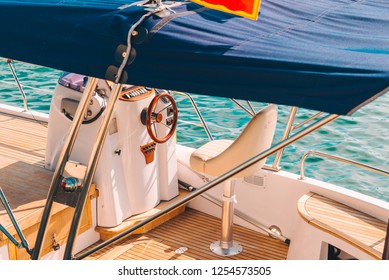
[[6, 59, 29, 111], [171, 91, 214, 141], [271, 106, 298, 171], [292, 112, 324, 131], [230, 98, 255, 116], [246, 100, 256, 115], [299, 151, 389, 180], [172, 92, 260, 141]]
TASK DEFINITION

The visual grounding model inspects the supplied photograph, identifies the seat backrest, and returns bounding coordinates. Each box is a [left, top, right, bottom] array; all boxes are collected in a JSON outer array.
[[206, 104, 278, 178]]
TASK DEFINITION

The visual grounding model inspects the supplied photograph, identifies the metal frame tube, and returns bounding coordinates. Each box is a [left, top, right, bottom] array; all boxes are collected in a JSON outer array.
[[0, 224, 21, 248], [172, 91, 214, 141], [75, 113, 338, 260], [292, 112, 324, 131], [231, 98, 255, 116], [0, 187, 30, 252], [246, 101, 256, 115], [7, 59, 29, 111], [272, 106, 298, 170], [63, 83, 123, 260], [31, 77, 98, 260], [300, 151, 389, 180]]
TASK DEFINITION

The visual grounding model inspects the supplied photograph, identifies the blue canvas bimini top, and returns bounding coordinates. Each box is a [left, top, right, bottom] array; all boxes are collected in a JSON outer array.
[[0, 0, 388, 115]]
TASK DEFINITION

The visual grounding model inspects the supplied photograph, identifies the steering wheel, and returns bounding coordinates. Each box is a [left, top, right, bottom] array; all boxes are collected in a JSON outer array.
[[141, 93, 178, 144]]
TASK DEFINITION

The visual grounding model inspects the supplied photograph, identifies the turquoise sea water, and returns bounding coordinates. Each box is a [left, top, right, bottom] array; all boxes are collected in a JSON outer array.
[[1, 60, 388, 202]]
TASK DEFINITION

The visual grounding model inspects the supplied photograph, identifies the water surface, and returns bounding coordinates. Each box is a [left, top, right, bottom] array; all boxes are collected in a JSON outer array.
[[1, 60, 388, 202]]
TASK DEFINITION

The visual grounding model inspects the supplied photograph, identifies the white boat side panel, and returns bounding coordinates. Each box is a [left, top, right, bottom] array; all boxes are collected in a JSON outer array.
[[287, 219, 377, 260], [0, 103, 49, 122]]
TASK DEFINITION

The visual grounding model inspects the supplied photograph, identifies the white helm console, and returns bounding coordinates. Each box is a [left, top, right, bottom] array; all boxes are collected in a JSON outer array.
[[45, 73, 179, 228]]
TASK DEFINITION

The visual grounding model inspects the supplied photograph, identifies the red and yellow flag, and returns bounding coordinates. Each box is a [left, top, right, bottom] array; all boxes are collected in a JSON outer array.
[[192, 0, 261, 20]]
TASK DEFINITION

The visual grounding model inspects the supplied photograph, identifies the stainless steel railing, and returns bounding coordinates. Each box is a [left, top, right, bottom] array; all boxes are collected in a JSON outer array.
[[299, 151, 389, 180], [270, 106, 298, 171], [171, 91, 214, 141], [6, 59, 29, 111], [230, 98, 255, 116], [172, 92, 260, 142]]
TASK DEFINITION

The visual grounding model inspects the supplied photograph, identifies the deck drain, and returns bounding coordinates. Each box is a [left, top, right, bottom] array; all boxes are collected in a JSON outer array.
[[175, 247, 188, 254]]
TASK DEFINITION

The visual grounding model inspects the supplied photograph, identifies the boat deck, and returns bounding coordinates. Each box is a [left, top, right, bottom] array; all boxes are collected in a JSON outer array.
[[0, 112, 47, 168], [80, 207, 289, 260], [0, 112, 51, 244], [0, 111, 289, 260]]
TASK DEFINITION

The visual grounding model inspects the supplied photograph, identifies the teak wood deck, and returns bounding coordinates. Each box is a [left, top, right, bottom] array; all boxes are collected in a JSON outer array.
[[0, 112, 47, 168], [0, 111, 289, 260], [80, 207, 289, 260]]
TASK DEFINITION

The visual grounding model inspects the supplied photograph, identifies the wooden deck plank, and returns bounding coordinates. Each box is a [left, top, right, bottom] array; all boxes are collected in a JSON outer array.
[[298, 192, 387, 259], [149, 212, 287, 259], [0, 114, 47, 136], [0, 112, 47, 168], [82, 208, 289, 260], [0, 155, 56, 232]]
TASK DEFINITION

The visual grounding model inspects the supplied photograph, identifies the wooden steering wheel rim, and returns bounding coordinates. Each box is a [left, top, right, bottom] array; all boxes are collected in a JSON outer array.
[[146, 93, 178, 144]]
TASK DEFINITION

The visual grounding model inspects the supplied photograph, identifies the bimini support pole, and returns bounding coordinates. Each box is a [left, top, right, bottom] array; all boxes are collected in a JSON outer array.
[[31, 77, 98, 260], [63, 82, 123, 260], [75, 113, 339, 260], [271, 106, 298, 170]]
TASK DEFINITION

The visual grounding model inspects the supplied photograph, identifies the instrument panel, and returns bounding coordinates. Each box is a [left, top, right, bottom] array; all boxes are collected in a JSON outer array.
[[119, 86, 154, 102]]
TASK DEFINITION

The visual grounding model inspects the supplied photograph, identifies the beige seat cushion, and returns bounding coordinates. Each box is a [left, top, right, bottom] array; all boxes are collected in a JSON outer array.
[[189, 104, 278, 178], [190, 139, 233, 175]]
